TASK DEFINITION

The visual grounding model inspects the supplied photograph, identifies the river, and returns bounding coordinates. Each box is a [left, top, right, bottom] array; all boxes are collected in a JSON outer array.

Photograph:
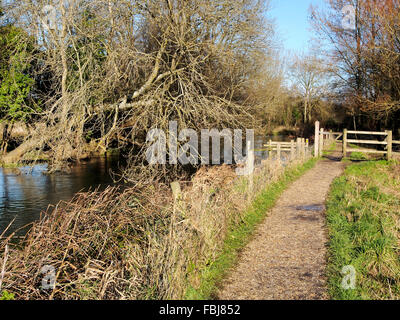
[[0, 156, 125, 236]]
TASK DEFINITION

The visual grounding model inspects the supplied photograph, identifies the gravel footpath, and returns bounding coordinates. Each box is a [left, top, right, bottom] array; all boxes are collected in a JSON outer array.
[[218, 152, 345, 300]]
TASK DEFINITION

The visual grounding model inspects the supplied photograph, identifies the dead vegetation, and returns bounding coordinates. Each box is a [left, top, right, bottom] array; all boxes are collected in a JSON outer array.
[[0, 157, 298, 300]]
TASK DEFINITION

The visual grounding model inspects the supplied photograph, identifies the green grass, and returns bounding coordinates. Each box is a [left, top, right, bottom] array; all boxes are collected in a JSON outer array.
[[349, 151, 367, 161], [1, 162, 21, 169], [326, 161, 400, 300], [185, 158, 318, 300], [0, 290, 15, 300], [323, 142, 337, 156]]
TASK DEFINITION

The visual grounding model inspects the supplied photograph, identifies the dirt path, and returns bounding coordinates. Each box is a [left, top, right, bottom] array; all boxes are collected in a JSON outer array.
[[218, 150, 345, 300]]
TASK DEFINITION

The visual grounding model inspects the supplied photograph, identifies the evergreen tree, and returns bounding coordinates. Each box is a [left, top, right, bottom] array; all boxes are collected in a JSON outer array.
[[0, 5, 37, 122]]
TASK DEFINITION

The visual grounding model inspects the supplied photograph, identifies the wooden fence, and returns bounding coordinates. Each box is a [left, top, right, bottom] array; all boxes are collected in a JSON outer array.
[[258, 121, 336, 162], [342, 129, 400, 160], [314, 121, 337, 157], [262, 138, 311, 161], [313, 121, 400, 160], [246, 122, 399, 167]]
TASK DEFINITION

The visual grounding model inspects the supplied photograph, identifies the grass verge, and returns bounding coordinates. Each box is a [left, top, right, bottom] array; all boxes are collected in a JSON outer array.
[[326, 160, 400, 299], [185, 158, 318, 300], [323, 142, 337, 156]]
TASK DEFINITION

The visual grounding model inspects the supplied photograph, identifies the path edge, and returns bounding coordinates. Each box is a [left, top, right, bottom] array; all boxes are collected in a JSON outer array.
[[185, 158, 319, 300]]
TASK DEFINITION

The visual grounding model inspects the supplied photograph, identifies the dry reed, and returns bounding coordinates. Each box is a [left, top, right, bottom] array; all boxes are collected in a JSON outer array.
[[0, 153, 310, 300]]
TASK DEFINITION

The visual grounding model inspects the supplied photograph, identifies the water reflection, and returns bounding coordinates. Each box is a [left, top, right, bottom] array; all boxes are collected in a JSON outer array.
[[254, 135, 293, 164], [0, 156, 125, 236]]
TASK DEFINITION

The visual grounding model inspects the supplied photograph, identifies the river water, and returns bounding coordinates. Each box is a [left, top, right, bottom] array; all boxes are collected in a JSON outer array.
[[254, 135, 294, 164], [0, 156, 125, 236]]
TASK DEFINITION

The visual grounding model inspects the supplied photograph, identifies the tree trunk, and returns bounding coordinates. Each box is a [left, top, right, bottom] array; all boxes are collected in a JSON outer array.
[[304, 98, 308, 123], [1, 137, 41, 164]]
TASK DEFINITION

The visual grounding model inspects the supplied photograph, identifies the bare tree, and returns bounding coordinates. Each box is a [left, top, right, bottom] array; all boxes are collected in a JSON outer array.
[[311, 0, 400, 130], [1, 0, 277, 177], [289, 53, 330, 123]]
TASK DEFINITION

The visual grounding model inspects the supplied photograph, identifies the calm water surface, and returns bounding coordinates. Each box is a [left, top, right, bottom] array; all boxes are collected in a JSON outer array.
[[254, 135, 294, 164], [0, 157, 125, 236]]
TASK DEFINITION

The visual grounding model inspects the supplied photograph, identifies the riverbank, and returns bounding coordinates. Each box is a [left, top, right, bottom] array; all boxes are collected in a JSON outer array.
[[0, 141, 119, 169], [0, 156, 125, 238], [326, 160, 400, 299]]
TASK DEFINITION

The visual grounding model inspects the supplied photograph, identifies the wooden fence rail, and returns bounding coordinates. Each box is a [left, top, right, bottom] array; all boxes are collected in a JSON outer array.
[[256, 123, 397, 167], [342, 129, 395, 160], [335, 133, 343, 141], [347, 130, 387, 135], [259, 138, 311, 161], [313, 122, 399, 160], [347, 139, 387, 145]]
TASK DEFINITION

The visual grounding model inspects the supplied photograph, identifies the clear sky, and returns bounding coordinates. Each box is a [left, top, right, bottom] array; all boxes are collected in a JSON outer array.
[[270, 0, 328, 53]]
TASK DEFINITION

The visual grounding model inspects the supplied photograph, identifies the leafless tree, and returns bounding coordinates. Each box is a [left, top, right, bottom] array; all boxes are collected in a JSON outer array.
[[289, 53, 330, 123], [2, 0, 279, 178]]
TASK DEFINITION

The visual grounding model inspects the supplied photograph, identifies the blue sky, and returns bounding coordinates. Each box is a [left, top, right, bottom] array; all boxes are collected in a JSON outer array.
[[270, 0, 328, 53]]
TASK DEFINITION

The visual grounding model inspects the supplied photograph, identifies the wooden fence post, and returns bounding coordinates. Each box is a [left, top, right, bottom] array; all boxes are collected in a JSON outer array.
[[277, 142, 281, 162], [314, 121, 320, 157], [301, 138, 305, 160], [171, 181, 182, 200], [343, 129, 348, 158], [386, 130, 393, 161], [297, 138, 301, 158], [269, 139, 272, 159], [247, 140, 254, 192], [319, 128, 324, 157], [290, 140, 295, 161], [171, 181, 182, 215]]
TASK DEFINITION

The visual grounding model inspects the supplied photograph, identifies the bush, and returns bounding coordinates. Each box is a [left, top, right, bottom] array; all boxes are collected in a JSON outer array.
[[0, 290, 15, 300]]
